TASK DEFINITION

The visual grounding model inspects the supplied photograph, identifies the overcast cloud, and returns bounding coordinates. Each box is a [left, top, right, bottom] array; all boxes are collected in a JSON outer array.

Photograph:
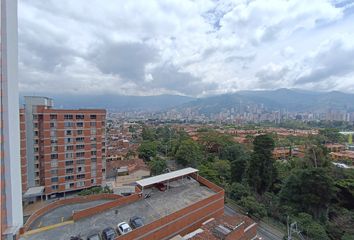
[[18, 0, 354, 96]]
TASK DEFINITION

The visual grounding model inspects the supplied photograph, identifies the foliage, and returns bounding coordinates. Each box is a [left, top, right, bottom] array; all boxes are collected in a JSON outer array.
[[238, 196, 267, 219], [246, 134, 277, 195], [142, 127, 156, 141], [319, 128, 346, 143], [78, 186, 112, 196], [294, 212, 329, 240], [279, 168, 336, 220], [138, 141, 157, 161], [175, 139, 203, 167], [149, 157, 167, 176], [228, 182, 250, 201], [220, 144, 249, 182]]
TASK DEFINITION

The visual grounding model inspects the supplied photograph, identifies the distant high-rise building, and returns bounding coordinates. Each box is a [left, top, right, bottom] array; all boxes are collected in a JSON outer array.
[[0, 0, 24, 239], [20, 97, 107, 200]]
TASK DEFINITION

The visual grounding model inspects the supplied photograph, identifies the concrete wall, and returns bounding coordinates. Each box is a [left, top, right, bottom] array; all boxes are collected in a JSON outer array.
[[21, 194, 121, 232]]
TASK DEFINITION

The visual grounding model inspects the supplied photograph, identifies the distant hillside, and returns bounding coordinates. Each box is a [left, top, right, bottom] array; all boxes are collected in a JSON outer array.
[[19, 94, 194, 111], [177, 89, 354, 115]]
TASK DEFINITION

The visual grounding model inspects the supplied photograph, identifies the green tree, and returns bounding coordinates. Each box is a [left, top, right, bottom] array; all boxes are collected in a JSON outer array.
[[279, 168, 336, 220], [228, 182, 250, 201], [142, 127, 156, 141], [149, 157, 167, 176], [294, 213, 329, 240], [221, 144, 249, 182], [175, 139, 203, 167], [138, 141, 157, 161], [238, 196, 267, 219], [246, 134, 277, 195]]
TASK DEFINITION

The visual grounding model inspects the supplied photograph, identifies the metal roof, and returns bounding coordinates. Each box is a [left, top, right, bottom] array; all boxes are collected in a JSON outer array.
[[23, 186, 45, 198], [136, 167, 198, 187]]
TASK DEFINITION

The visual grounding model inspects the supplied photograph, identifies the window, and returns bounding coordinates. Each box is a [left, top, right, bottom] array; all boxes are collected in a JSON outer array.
[[64, 121, 74, 128], [65, 152, 74, 159], [65, 182, 74, 189], [77, 130, 83, 135], [90, 122, 96, 127], [76, 144, 85, 150], [65, 168, 74, 174], [50, 154, 58, 159], [77, 174, 85, 179], [51, 146, 58, 152], [77, 166, 85, 173], [76, 137, 84, 142], [77, 159, 85, 165], [51, 139, 58, 144], [50, 130, 56, 137], [51, 160, 58, 167], [76, 152, 85, 158], [77, 181, 85, 187], [51, 177, 58, 183], [91, 151, 97, 156], [34, 131, 39, 136], [34, 147, 39, 153], [65, 160, 74, 166], [50, 114, 57, 120], [91, 170, 97, 177], [91, 158, 97, 163], [65, 175, 74, 181], [66, 145, 74, 151], [64, 114, 73, 120], [65, 138, 72, 144], [51, 169, 58, 175], [90, 115, 96, 120], [90, 129, 96, 135], [65, 130, 72, 136], [51, 185, 58, 190], [91, 179, 96, 184], [76, 122, 84, 127], [50, 122, 56, 128], [33, 115, 38, 120], [35, 139, 39, 144], [102, 148, 106, 153], [33, 123, 38, 128], [91, 144, 97, 149], [76, 114, 85, 120], [90, 137, 96, 142]]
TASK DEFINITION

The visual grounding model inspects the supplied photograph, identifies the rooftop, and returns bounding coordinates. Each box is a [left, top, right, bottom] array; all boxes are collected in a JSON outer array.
[[21, 177, 215, 240]]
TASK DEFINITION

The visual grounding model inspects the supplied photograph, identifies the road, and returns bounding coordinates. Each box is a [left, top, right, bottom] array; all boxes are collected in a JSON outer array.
[[224, 204, 284, 240]]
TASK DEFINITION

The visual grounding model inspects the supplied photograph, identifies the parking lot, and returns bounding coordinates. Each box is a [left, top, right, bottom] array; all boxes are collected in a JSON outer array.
[[20, 178, 215, 240]]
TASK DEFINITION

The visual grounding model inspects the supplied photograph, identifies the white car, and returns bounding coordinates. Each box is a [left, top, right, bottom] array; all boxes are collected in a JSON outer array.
[[117, 222, 132, 235]]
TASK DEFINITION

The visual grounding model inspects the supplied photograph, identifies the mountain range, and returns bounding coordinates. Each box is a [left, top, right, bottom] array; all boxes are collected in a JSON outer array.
[[19, 89, 354, 113]]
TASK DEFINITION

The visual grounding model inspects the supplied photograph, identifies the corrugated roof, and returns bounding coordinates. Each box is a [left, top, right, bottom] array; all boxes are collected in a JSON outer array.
[[136, 167, 198, 187], [23, 186, 45, 198]]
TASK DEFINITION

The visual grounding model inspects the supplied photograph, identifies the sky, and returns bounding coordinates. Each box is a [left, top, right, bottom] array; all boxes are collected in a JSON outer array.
[[18, 0, 354, 97]]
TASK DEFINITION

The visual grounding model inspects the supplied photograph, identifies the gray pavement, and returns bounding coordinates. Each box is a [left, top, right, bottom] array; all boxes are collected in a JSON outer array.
[[29, 200, 111, 230], [21, 178, 215, 240]]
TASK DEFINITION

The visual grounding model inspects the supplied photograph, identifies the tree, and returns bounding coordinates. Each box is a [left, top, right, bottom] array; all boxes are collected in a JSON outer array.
[[142, 127, 156, 141], [221, 144, 249, 182], [238, 196, 267, 219], [175, 139, 203, 167], [138, 141, 157, 161], [279, 168, 336, 220], [246, 134, 277, 195], [228, 182, 250, 201], [294, 213, 329, 240], [149, 158, 167, 176]]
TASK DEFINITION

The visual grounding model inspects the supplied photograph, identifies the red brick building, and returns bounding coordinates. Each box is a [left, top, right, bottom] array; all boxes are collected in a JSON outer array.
[[20, 96, 106, 200]]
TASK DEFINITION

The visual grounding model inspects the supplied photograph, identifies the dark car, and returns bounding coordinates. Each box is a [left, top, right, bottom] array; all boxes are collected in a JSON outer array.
[[87, 233, 101, 240], [129, 216, 144, 229], [102, 227, 117, 240], [155, 182, 166, 191]]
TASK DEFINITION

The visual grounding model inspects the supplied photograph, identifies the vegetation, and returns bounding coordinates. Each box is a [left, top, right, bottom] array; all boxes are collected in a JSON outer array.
[[78, 186, 113, 196], [137, 125, 354, 239]]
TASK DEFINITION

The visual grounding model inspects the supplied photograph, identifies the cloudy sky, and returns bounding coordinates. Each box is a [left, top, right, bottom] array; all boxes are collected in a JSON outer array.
[[18, 0, 354, 97]]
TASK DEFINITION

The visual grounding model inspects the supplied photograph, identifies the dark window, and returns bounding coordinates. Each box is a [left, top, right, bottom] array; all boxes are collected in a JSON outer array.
[[64, 114, 73, 120], [65, 175, 74, 181], [76, 152, 85, 158], [65, 168, 74, 174], [77, 159, 85, 165], [65, 160, 74, 166], [50, 154, 58, 159], [90, 115, 96, 120], [77, 174, 85, 179], [50, 114, 57, 120], [76, 114, 85, 120], [76, 122, 84, 127], [51, 177, 58, 183]]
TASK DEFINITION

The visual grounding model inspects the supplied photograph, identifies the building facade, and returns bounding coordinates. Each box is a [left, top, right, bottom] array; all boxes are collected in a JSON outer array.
[[20, 96, 107, 199], [0, 0, 24, 239]]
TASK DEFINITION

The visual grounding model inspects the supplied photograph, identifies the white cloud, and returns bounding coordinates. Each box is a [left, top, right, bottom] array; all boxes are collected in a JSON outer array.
[[18, 0, 353, 96]]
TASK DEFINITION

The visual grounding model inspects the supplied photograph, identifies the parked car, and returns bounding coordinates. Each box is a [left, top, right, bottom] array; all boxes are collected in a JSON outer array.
[[129, 216, 144, 229], [102, 227, 117, 240], [70, 235, 83, 240], [87, 233, 101, 240], [117, 222, 133, 235], [155, 182, 166, 191]]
